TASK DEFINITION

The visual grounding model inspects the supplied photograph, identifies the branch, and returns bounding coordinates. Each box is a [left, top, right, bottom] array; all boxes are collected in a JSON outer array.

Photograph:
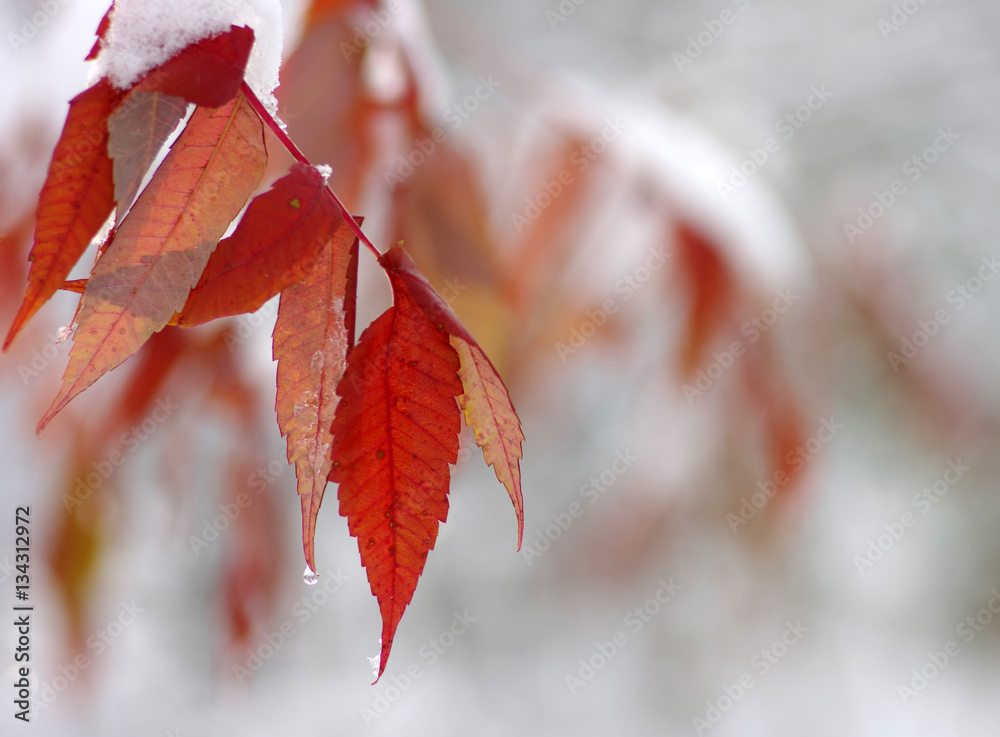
[[240, 82, 382, 260]]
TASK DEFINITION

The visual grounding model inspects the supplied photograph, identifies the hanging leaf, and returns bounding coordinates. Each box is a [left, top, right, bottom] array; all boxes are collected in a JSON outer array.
[[451, 337, 525, 547], [38, 92, 267, 430], [4, 80, 121, 351], [272, 206, 359, 573], [329, 268, 463, 682], [175, 164, 340, 326], [381, 245, 524, 547], [108, 90, 188, 222]]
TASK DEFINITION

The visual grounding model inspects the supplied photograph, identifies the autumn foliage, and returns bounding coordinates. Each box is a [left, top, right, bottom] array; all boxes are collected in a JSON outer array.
[[4, 13, 522, 681]]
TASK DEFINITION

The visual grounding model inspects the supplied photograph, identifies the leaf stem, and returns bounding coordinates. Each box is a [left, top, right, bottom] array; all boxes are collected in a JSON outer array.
[[240, 82, 382, 260]]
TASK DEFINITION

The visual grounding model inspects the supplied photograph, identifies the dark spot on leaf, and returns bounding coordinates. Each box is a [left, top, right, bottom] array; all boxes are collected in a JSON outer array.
[[377, 449, 385, 459]]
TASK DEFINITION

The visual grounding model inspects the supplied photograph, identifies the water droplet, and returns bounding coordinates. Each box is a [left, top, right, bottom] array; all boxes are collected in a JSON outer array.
[[54, 326, 72, 343], [303, 566, 320, 586], [368, 638, 382, 678]]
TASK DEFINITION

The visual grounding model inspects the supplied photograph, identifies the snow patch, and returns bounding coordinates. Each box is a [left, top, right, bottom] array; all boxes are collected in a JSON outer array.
[[93, 0, 283, 113], [314, 164, 332, 183]]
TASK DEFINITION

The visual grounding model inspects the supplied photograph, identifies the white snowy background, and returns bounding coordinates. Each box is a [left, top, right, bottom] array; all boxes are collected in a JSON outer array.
[[2, 0, 1000, 735]]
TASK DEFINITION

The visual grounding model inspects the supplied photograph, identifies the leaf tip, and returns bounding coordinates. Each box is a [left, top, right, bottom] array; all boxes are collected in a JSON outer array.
[[300, 492, 319, 574]]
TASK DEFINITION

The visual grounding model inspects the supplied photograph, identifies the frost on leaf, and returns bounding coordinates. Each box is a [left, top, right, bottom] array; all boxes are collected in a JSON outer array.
[[273, 206, 359, 573]]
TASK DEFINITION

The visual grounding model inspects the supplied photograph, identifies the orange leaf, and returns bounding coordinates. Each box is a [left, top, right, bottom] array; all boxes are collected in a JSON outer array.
[[381, 245, 524, 547], [4, 80, 120, 352], [176, 164, 340, 327], [60, 279, 87, 294], [451, 337, 524, 547], [305, 0, 376, 29], [272, 212, 359, 573], [108, 90, 188, 222], [38, 92, 267, 431], [330, 270, 462, 682]]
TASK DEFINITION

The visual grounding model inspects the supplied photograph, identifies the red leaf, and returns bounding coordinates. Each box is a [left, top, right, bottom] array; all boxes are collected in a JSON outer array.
[[276, 15, 375, 209], [176, 164, 341, 327], [38, 92, 267, 431], [108, 90, 187, 222], [272, 211, 359, 573], [330, 270, 462, 682], [378, 245, 474, 342], [675, 220, 737, 378], [4, 80, 120, 352], [131, 25, 255, 108], [85, 3, 114, 61], [381, 245, 524, 548]]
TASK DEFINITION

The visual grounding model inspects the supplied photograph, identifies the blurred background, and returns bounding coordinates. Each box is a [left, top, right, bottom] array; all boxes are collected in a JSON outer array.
[[3, 0, 1000, 734]]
